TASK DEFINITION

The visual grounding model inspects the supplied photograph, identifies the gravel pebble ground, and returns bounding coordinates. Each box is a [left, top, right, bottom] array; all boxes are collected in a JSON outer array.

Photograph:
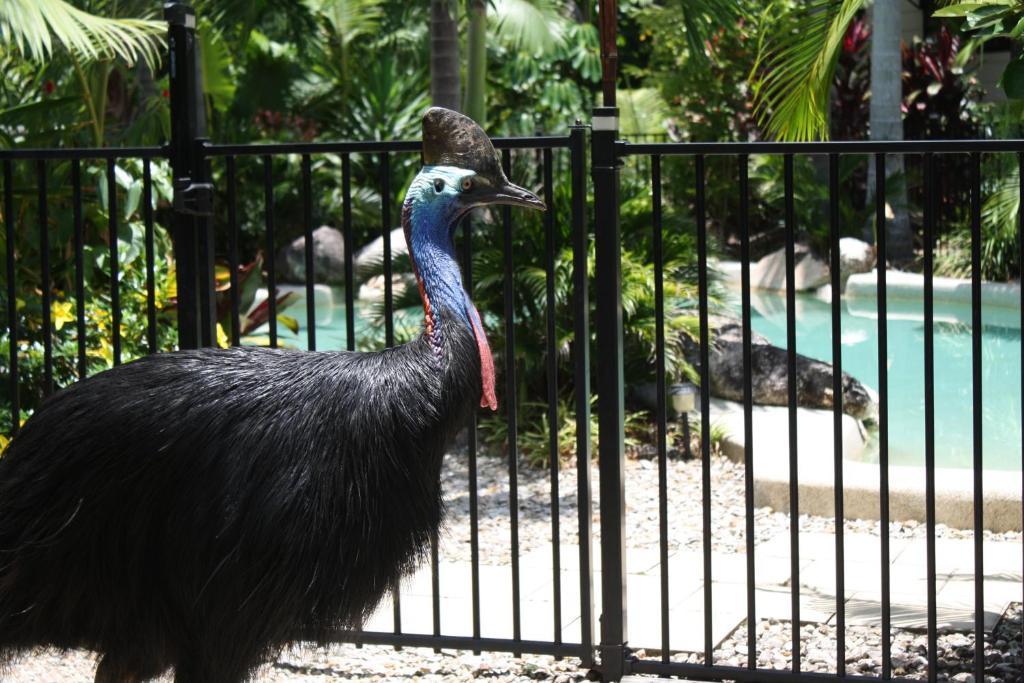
[[664, 602, 1022, 682], [2, 647, 590, 682], [3, 451, 1021, 681]]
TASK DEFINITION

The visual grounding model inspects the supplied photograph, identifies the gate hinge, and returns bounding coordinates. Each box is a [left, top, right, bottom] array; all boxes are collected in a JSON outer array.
[[173, 178, 214, 217]]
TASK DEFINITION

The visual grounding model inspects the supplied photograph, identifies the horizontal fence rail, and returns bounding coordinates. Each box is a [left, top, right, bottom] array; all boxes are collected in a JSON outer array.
[[620, 138, 1024, 155], [601, 135, 1024, 682]]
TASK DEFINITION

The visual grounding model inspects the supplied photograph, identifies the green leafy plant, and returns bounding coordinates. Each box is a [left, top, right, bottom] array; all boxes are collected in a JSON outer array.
[[933, 0, 1024, 99], [750, 0, 865, 141], [1, 159, 179, 433], [0, 0, 164, 67], [936, 156, 1021, 281]]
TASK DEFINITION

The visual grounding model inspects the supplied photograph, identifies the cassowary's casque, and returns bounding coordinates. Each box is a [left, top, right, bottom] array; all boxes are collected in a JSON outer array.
[[0, 108, 543, 682]]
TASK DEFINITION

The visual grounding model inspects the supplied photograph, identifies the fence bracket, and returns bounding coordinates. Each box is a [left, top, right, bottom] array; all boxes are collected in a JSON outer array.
[[172, 178, 214, 217]]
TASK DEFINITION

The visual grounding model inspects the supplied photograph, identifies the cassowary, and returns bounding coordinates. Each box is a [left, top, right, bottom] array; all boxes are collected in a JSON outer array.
[[0, 107, 544, 682]]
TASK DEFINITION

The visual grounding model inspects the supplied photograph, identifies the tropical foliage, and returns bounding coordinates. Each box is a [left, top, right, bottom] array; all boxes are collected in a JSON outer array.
[[3, 0, 1023, 457]]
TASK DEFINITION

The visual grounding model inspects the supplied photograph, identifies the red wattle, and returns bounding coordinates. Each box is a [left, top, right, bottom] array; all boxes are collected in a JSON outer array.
[[467, 302, 497, 411]]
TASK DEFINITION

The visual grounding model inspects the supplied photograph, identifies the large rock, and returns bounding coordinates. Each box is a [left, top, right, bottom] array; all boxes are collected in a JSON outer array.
[[839, 237, 874, 290], [751, 243, 829, 292], [681, 319, 876, 421], [278, 226, 346, 285]]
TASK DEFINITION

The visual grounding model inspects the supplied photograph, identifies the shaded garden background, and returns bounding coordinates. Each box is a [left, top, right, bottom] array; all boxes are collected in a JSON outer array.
[[2, 0, 1023, 460]]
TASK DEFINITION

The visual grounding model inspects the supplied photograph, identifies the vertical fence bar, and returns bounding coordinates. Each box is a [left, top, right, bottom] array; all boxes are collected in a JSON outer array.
[[969, 151, 984, 683], [1019, 151, 1023, 629], [226, 156, 241, 346], [501, 148, 522, 651], [381, 153, 394, 349], [462, 216, 482, 651], [38, 160, 52, 394], [302, 154, 316, 351], [342, 154, 355, 351], [829, 153, 848, 677], [72, 160, 87, 376], [652, 154, 670, 662], [594, 107, 626, 681], [739, 153, 756, 670], [3, 160, 17, 432], [873, 152, 886, 680], [542, 147, 563, 647], [783, 154, 800, 673], [143, 159, 157, 354], [263, 155, 277, 348], [570, 124, 595, 667], [429, 154, 445, 647], [391, 122, 402, 650], [385, 148, 399, 644], [696, 153, 713, 666], [196, 154, 217, 350], [923, 152, 937, 683], [107, 158, 121, 366], [430, 527, 441, 650]]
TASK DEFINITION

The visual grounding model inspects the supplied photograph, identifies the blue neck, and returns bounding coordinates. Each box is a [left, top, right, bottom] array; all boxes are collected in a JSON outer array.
[[402, 194, 471, 332]]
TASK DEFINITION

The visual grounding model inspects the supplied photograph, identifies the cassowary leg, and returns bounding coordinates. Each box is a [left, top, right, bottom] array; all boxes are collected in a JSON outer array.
[[94, 652, 165, 683]]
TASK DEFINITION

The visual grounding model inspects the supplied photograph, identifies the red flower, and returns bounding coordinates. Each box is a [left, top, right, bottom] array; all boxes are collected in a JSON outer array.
[[162, 89, 170, 98], [43, 80, 55, 95]]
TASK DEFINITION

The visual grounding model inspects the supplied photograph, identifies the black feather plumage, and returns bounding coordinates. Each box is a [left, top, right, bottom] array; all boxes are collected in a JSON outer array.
[[0, 107, 544, 682], [0, 314, 479, 681]]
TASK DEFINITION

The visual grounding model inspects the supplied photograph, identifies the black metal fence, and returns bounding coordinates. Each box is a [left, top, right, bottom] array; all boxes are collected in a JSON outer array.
[[2, 4, 1023, 683], [594, 109, 1024, 681], [2, 2, 599, 669]]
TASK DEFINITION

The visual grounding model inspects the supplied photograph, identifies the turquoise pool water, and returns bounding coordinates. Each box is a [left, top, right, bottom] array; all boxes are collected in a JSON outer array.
[[741, 290, 1022, 471], [280, 284, 1021, 471]]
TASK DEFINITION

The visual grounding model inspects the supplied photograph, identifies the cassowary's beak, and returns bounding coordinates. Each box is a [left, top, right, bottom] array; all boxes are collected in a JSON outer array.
[[484, 181, 546, 212]]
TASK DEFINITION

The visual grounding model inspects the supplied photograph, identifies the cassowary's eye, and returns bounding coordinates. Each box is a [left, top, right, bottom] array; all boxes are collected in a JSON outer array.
[[461, 177, 473, 192]]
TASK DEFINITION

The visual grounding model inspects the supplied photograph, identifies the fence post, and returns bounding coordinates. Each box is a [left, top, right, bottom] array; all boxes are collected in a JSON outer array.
[[592, 107, 627, 680], [165, 1, 215, 349], [570, 123, 596, 669]]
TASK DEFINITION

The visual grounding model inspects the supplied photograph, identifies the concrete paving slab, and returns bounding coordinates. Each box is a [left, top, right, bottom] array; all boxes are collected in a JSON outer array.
[[401, 560, 550, 602], [755, 585, 839, 624], [799, 558, 885, 595], [636, 547, 798, 596], [842, 589, 1004, 632], [647, 582, 748, 653]]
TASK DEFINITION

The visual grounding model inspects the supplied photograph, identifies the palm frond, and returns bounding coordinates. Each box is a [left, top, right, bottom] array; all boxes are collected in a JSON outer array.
[[0, 0, 164, 67], [617, 88, 670, 136], [306, 0, 385, 47], [672, 0, 742, 63], [490, 0, 567, 54], [750, 0, 865, 141]]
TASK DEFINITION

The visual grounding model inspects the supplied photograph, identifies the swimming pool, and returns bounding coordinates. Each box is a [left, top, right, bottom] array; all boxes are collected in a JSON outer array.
[[740, 288, 1022, 471], [280, 282, 1021, 471]]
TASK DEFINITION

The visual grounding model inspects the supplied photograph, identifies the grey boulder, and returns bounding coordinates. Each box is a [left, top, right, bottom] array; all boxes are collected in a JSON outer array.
[[839, 237, 875, 290], [682, 319, 876, 421], [278, 226, 346, 285]]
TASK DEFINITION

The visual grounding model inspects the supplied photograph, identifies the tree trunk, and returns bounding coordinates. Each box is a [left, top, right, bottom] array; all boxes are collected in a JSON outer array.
[[464, 0, 487, 125], [430, 0, 460, 110], [868, 0, 913, 262]]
